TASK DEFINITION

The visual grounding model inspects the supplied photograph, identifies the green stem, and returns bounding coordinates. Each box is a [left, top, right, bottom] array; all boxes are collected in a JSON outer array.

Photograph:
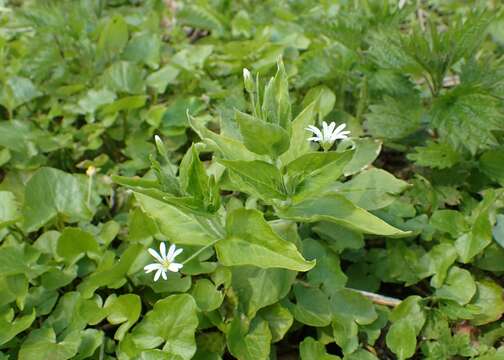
[[87, 174, 93, 208], [181, 237, 221, 265]]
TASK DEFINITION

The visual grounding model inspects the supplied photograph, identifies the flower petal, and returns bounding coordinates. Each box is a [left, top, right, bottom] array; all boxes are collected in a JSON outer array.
[[148, 248, 163, 263], [161, 270, 168, 280], [335, 123, 347, 133], [159, 242, 167, 260], [144, 263, 162, 273], [154, 269, 162, 282], [306, 125, 323, 139], [167, 244, 176, 261], [168, 262, 183, 272], [172, 248, 183, 259], [327, 121, 336, 134]]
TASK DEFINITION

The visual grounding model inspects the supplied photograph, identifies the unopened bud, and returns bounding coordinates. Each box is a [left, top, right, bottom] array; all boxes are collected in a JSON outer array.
[[243, 68, 254, 93], [86, 166, 96, 177], [154, 135, 168, 159]]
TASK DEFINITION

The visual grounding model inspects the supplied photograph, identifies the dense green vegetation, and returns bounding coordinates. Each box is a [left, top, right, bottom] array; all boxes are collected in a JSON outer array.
[[1, 0, 504, 359]]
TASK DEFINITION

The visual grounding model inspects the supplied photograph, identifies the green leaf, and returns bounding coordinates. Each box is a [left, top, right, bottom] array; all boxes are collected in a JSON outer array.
[[292, 151, 353, 201], [18, 328, 80, 360], [135, 193, 219, 246], [479, 148, 504, 186], [127, 294, 198, 359], [74, 329, 103, 360], [236, 110, 290, 158], [278, 193, 410, 236], [1, 76, 42, 111], [97, 15, 128, 64], [191, 279, 224, 312], [231, 266, 296, 318], [0, 191, 20, 228], [56, 228, 100, 266], [179, 146, 208, 199], [146, 65, 180, 94], [333, 168, 409, 210], [303, 239, 347, 297], [123, 33, 161, 69], [331, 313, 359, 354], [455, 191, 495, 263], [331, 289, 377, 325], [259, 303, 293, 343], [494, 214, 504, 249], [299, 337, 341, 360], [0, 309, 36, 346], [470, 280, 504, 326], [216, 209, 315, 271], [366, 95, 423, 140], [431, 89, 504, 154], [292, 284, 332, 327], [261, 59, 291, 130], [102, 61, 145, 94], [279, 100, 318, 165], [435, 266, 476, 305], [343, 139, 382, 176], [386, 296, 426, 360], [285, 151, 352, 191], [104, 294, 141, 340], [227, 316, 271, 360], [220, 159, 287, 200], [408, 141, 461, 169], [77, 244, 142, 298], [22, 167, 92, 232]]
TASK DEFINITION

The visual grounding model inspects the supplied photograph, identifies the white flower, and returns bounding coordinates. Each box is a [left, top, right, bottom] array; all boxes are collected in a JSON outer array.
[[306, 121, 350, 150], [144, 242, 183, 282], [243, 68, 254, 92]]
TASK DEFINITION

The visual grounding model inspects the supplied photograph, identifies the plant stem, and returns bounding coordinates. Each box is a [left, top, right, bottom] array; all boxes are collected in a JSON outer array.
[[181, 237, 221, 265]]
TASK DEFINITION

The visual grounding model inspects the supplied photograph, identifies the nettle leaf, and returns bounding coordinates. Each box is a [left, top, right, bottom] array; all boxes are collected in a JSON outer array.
[[279, 193, 409, 236], [236, 110, 290, 158], [431, 88, 504, 154], [102, 61, 145, 94], [408, 141, 461, 169], [220, 159, 287, 200], [22, 167, 93, 232], [386, 296, 426, 360], [216, 209, 314, 271], [123, 294, 198, 359], [366, 95, 423, 140]]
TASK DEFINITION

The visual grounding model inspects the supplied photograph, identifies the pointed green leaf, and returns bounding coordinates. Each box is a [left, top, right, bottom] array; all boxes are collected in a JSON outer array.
[[216, 209, 314, 271]]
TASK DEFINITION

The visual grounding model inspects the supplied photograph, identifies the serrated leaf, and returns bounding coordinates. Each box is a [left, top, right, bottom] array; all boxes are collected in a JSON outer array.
[[408, 141, 461, 169]]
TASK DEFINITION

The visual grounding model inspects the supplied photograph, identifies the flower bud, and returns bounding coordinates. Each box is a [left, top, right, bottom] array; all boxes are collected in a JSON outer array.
[[154, 135, 168, 159], [86, 166, 96, 177], [243, 68, 254, 93]]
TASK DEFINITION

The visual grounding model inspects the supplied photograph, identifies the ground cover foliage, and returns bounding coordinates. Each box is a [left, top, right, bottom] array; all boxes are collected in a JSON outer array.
[[1, 0, 504, 359]]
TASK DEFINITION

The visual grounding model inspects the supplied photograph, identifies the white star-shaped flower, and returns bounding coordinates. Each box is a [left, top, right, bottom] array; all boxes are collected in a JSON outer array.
[[306, 122, 350, 151], [144, 242, 183, 282]]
